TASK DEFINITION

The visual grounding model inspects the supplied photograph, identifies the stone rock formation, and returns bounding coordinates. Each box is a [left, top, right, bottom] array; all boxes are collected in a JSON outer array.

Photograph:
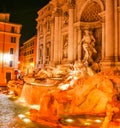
[[29, 67, 120, 127]]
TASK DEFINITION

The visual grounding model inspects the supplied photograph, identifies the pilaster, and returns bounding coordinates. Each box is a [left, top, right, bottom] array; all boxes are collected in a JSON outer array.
[[118, 7, 120, 60], [104, 0, 114, 61], [50, 18, 54, 63], [99, 11, 105, 60], [101, 0, 115, 69], [73, 28, 78, 60], [43, 23, 46, 66], [77, 29, 82, 60], [68, 1, 75, 63], [114, 0, 119, 61], [53, 8, 62, 64]]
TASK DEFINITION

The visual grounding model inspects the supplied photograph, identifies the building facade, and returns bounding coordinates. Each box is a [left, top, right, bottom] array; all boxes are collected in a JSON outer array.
[[19, 35, 37, 74], [0, 13, 22, 85], [36, 0, 120, 70]]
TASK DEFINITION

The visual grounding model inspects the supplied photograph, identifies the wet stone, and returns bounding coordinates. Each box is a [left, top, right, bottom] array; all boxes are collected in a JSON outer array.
[[0, 94, 50, 128]]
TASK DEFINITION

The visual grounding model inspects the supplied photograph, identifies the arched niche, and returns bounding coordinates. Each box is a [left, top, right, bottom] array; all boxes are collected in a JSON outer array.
[[79, 1, 104, 63]]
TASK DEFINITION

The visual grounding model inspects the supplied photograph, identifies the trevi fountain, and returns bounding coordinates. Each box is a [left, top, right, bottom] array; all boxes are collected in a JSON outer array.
[[7, 0, 120, 127], [7, 57, 120, 128]]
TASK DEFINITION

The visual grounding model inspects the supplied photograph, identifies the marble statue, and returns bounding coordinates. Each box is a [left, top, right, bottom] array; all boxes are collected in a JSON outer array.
[[80, 29, 97, 64], [63, 36, 68, 58]]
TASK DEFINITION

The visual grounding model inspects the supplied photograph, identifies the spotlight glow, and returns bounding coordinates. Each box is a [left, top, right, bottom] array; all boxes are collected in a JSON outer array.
[[9, 91, 14, 95], [95, 119, 102, 123], [84, 122, 91, 125], [18, 114, 25, 119], [30, 105, 40, 110], [25, 111, 30, 115], [23, 118, 31, 123], [58, 84, 70, 90], [65, 118, 74, 123], [19, 98, 26, 103]]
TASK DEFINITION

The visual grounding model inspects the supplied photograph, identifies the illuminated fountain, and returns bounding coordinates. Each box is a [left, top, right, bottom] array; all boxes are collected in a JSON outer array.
[[19, 69, 61, 105], [18, 61, 120, 128]]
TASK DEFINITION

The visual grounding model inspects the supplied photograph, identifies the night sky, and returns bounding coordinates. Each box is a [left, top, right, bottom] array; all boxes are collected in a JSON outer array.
[[0, 0, 50, 46]]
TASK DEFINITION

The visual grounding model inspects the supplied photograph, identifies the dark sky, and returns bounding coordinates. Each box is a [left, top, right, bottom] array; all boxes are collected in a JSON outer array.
[[0, 0, 50, 46]]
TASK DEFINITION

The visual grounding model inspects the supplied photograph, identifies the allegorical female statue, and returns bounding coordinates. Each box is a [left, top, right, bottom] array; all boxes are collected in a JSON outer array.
[[63, 36, 68, 58]]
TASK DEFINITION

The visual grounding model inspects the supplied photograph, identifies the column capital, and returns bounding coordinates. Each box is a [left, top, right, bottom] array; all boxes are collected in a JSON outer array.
[[68, 0, 76, 9], [49, 16, 55, 23], [98, 11, 105, 22], [55, 7, 62, 17]]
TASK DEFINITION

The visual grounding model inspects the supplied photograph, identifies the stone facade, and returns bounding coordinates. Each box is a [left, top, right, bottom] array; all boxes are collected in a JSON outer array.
[[36, 0, 120, 70]]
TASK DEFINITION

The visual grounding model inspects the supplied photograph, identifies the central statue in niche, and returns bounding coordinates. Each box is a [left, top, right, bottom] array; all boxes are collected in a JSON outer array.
[[80, 29, 97, 64]]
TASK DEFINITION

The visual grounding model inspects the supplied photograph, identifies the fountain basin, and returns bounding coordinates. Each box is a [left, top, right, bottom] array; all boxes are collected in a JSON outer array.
[[19, 82, 57, 105]]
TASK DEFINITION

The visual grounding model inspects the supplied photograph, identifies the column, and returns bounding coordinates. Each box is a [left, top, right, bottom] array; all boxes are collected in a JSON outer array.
[[118, 7, 120, 60], [99, 12, 105, 60], [105, 0, 114, 61], [68, 3, 75, 63], [53, 8, 62, 64], [54, 13, 59, 63], [73, 28, 78, 60], [114, 0, 118, 61], [58, 15, 62, 62], [50, 19, 54, 63], [77, 29, 82, 60], [36, 24, 39, 69], [43, 23, 46, 67]]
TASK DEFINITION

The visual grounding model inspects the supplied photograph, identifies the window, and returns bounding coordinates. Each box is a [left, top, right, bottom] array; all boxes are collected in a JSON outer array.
[[32, 49, 34, 54], [10, 48, 14, 54], [24, 52, 26, 56], [40, 49, 43, 57], [40, 25, 43, 33], [29, 58, 33, 62], [11, 37, 16, 43], [11, 26, 15, 33], [47, 22, 50, 31], [46, 42, 51, 57], [46, 47, 49, 56], [39, 44, 43, 58], [9, 61, 13, 67], [48, 6, 50, 10]]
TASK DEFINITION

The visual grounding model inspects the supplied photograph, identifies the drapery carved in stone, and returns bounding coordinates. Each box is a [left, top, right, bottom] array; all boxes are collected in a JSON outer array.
[[80, 29, 97, 64], [63, 35, 68, 59]]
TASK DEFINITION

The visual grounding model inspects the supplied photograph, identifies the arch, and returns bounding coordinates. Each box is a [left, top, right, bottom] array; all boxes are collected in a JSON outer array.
[[78, 0, 104, 21]]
